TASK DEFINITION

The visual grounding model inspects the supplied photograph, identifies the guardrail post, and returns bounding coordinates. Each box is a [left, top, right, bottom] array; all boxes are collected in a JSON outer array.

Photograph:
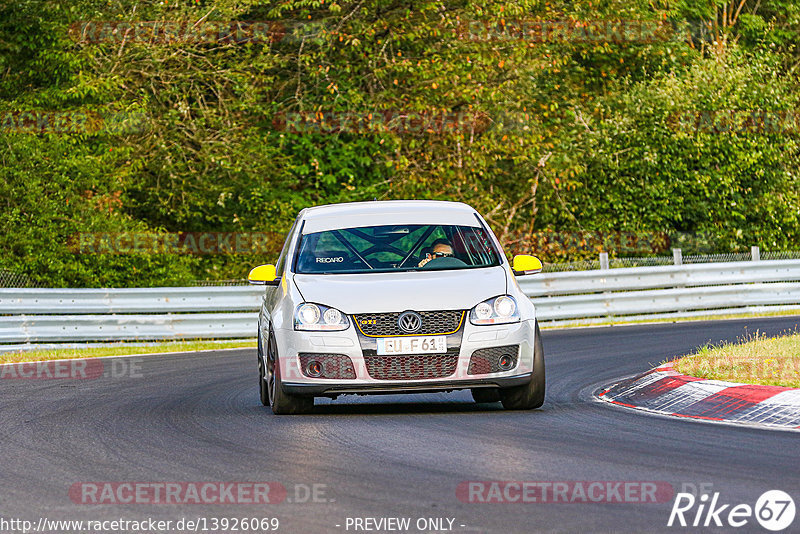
[[751, 246, 760, 261], [673, 248, 686, 315], [599, 252, 609, 270], [598, 252, 611, 321]]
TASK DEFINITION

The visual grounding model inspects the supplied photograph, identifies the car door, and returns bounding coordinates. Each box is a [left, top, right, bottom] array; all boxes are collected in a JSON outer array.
[[260, 216, 302, 345]]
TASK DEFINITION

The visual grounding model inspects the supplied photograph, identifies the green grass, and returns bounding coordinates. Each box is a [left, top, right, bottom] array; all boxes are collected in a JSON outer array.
[[0, 340, 255, 365], [672, 330, 800, 388]]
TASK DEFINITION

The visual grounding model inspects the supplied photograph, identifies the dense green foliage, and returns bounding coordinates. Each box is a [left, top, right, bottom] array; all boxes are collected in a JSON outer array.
[[1, 0, 799, 286]]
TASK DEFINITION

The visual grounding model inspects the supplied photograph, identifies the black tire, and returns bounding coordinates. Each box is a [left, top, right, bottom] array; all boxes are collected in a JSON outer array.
[[471, 388, 501, 403], [500, 323, 545, 410], [257, 334, 269, 406], [265, 330, 314, 415]]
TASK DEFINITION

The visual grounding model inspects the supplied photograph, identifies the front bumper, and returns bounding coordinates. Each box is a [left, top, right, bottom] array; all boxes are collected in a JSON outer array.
[[282, 373, 532, 396], [274, 318, 537, 397]]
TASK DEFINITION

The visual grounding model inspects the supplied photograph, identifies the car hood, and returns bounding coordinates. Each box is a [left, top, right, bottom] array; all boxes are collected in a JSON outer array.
[[292, 267, 508, 314]]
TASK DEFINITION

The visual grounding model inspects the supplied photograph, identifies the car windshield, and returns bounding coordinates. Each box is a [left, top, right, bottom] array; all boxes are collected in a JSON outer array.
[[294, 224, 501, 274]]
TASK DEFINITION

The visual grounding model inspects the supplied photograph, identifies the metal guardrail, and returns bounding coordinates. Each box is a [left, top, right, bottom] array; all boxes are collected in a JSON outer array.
[[531, 282, 800, 320], [1, 259, 800, 345], [0, 286, 261, 314], [0, 313, 256, 343], [524, 259, 800, 324], [518, 260, 800, 296]]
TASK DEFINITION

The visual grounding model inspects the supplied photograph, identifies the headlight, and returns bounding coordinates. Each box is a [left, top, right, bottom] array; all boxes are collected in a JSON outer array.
[[294, 303, 350, 331], [469, 295, 520, 325]]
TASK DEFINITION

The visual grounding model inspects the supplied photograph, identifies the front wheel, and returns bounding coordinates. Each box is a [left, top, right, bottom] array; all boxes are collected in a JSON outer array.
[[265, 331, 314, 415], [471, 388, 501, 403], [500, 323, 545, 410], [258, 335, 269, 406]]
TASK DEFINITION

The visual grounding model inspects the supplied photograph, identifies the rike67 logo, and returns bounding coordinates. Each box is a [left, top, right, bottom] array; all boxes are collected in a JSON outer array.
[[668, 490, 795, 531]]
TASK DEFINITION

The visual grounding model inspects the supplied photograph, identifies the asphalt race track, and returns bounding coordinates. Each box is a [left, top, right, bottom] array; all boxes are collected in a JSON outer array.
[[2, 317, 800, 534]]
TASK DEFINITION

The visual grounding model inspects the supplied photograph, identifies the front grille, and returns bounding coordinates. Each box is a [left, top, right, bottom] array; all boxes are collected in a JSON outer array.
[[468, 345, 520, 375], [298, 353, 356, 379], [354, 310, 465, 337], [363, 350, 459, 380]]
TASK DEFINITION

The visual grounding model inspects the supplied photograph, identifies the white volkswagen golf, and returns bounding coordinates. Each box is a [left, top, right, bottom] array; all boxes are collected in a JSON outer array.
[[248, 200, 545, 414]]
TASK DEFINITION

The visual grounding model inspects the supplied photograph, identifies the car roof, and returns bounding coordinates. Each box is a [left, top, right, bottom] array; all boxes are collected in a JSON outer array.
[[299, 200, 482, 234]]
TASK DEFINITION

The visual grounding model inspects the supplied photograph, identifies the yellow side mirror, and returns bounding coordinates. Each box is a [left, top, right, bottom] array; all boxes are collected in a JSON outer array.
[[248, 264, 278, 285], [512, 255, 543, 275]]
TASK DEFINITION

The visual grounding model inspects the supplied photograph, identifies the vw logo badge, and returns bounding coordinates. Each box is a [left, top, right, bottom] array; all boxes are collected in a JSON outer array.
[[397, 311, 423, 334]]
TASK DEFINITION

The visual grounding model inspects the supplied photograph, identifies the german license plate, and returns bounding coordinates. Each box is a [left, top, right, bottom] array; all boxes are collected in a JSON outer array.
[[376, 336, 447, 355]]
